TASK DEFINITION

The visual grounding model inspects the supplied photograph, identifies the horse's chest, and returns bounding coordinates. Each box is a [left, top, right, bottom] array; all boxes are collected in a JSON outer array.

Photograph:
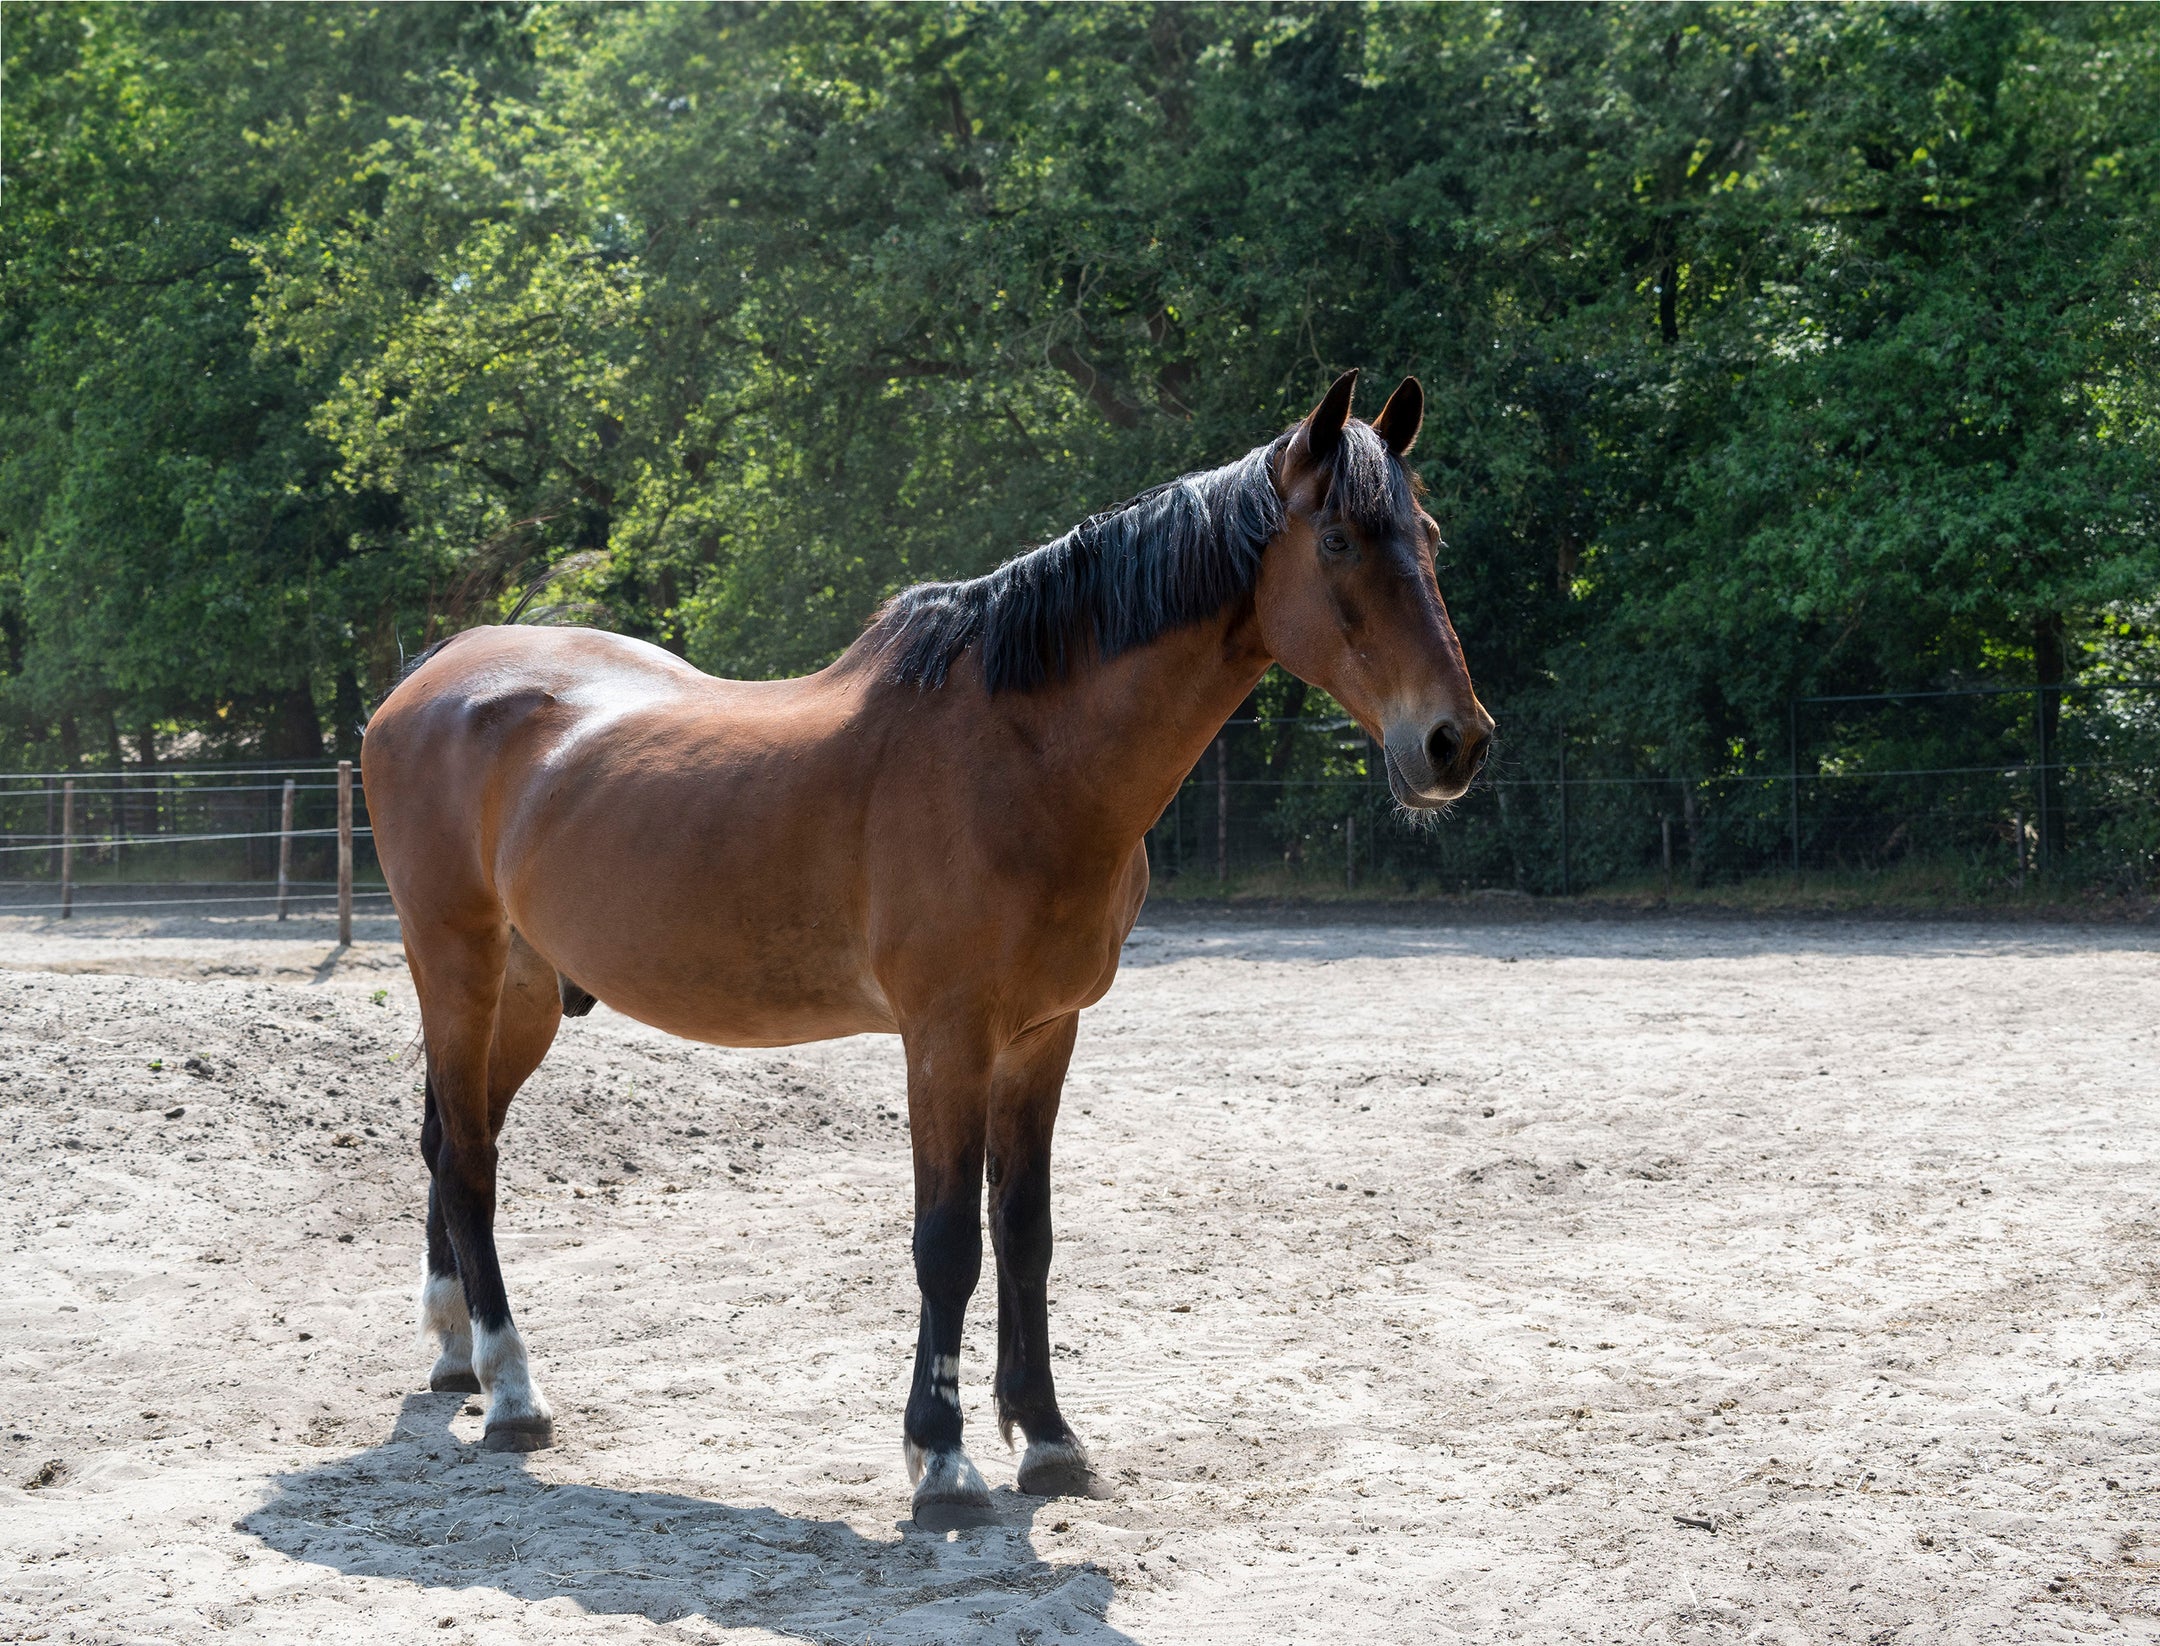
[[1012, 866, 1147, 1019]]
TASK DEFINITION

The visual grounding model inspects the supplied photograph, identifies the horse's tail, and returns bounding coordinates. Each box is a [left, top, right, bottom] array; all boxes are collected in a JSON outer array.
[[396, 634, 456, 684], [369, 550, 612, 742], [354, 633, 463, 749], [502, 549, 609, 627]]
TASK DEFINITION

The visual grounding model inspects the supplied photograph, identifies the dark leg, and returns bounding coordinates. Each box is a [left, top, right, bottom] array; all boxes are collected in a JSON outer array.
[[988, 1015, 1098, 1497], [904, 1196, 983, 1471], [432, 1083, 550, 1449], [900, 1027, 993, 1517], [418, 1080, 479, 1394], [411, 926, 562, 1450]]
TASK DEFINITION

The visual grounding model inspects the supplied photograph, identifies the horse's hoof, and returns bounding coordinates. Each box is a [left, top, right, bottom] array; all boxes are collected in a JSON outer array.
[[429, 1368, 482, 1395], [481, 1415, 554, 1452], [1017, 1438, 1104, 1499], [910, 1448, 993, 1527]]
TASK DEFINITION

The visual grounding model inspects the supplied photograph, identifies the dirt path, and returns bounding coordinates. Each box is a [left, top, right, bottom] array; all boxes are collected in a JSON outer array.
[[4, 910, 2159, 1643]]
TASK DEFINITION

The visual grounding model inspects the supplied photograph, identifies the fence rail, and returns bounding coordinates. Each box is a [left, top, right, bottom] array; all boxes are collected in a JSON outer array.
[[1144, 681, 2160, 898], [0, 760, 368, 938]]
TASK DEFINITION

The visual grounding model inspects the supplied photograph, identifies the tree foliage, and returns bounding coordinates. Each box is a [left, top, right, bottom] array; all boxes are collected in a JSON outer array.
[[4, 1, 2156, 785]]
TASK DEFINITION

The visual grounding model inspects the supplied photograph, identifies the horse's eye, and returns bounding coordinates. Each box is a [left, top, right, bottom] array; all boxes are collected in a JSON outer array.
[[1320, 529, 1349, 557]]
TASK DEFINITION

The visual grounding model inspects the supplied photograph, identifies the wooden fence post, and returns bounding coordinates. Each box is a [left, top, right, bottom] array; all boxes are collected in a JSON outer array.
[[1788, 697, 1802, 878], [60, 779, 75, 920], [1215, 735, 1228, 885], [277, 778, 296, 922], [1556, 726, 1570, 897], [1682, 784, 1700, 888], [2034, 683, 2053, 872], [337, 760, 353, 945]]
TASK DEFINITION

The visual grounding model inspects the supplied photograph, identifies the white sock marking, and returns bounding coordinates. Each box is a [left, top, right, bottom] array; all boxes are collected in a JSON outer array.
[[912, 1447, 991, 1507], [418, 1266, 472, 1372], [471, 1319, 551, 1428], [1021, 1437, 1090, 1473]]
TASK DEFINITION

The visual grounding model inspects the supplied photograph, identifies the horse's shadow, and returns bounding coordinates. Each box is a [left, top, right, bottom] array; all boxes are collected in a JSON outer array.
[[240, 1393, 1135, 1645]]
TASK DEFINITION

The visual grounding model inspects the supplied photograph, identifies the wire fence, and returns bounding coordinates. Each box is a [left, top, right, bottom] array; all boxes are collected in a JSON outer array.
[[0, 760, 376, 931], [3, 681, 2153, 919], [1144, 681, 2160, 899]]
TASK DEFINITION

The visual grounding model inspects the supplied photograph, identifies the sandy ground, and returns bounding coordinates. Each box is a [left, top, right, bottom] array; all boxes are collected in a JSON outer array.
[[3, 906, 2159, 1644]]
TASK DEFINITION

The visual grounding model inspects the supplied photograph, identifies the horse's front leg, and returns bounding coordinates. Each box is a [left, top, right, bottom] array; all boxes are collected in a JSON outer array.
[[902, 1026, 994, 1518], [989, 1013, 1100, 1497]]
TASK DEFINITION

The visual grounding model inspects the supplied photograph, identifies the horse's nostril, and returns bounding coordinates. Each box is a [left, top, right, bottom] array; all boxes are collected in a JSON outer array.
[[1464, 732, 1492, 775], [1425, 722, 1462, 773]]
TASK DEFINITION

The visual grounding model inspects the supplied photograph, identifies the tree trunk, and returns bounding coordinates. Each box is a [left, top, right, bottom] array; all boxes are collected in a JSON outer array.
[[1682, 783, 1702, 888], [2035, 612, 2067, 863], [268, 683, 325, 761], [334, 668, 365, 760]]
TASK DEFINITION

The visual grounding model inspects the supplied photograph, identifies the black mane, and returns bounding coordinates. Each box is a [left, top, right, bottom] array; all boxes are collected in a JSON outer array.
[[868, 419, 1413, 694]]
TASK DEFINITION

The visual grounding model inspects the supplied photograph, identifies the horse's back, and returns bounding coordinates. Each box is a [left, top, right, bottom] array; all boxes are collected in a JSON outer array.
[[368, 624, 841, 803], [370, 626, 749, 750]]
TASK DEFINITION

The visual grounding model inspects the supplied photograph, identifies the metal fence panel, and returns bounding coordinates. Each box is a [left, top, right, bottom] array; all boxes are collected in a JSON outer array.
[[1144, 684, 2160, 896], [0, 763, 385, 914]]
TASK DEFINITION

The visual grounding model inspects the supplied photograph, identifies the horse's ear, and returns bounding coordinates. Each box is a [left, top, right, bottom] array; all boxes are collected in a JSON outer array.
[[1295, 369, 1358, 467], [1373, 376, 1423, 457]]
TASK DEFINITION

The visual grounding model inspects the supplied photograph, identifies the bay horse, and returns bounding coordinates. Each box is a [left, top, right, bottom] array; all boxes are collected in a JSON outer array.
[[363, 370, 1492, 1515]]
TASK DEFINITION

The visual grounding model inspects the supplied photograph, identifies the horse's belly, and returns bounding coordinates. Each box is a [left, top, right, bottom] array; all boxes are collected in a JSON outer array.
[[521, 901, 896, 1047], [499, 781, 897, 1047], [606, 970, 896, 1049]]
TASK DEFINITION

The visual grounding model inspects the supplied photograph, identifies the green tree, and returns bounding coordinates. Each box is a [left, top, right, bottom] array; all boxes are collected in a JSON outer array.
[[7, 2, 2157, 891], [1, 2, 531, 760]]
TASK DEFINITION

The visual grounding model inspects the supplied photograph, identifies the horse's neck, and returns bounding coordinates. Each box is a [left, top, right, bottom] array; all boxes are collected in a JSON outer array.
[[1047, 606, 1271, 844]]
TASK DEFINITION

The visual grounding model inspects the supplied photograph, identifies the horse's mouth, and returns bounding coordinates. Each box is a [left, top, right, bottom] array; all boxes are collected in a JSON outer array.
[[1383, 745, 1471, 810]]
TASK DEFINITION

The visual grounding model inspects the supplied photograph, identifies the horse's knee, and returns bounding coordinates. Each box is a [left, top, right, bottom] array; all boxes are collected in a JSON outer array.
[[420, 1078, 495, 1186], [912, 1198, 982, 1306], [991, 1171, 1053, 1284], [433, 1132, 499, 1201]]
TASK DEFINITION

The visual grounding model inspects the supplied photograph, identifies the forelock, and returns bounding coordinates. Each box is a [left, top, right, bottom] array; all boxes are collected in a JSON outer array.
[[1324, 421, 1419, 537]]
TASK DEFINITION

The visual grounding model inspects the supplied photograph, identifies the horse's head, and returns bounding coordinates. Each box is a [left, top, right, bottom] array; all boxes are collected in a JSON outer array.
[[1256, 370, 1494, 808]]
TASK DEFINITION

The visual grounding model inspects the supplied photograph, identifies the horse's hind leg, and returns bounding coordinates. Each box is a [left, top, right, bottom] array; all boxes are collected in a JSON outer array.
[[413, 925, 562, 1450], [988, 1015, 1099, 1497], [419, 1083, 478, 1393]]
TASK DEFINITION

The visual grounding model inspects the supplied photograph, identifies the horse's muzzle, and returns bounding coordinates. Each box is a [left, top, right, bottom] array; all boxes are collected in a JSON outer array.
[[1384, 713, 1493, 808]]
